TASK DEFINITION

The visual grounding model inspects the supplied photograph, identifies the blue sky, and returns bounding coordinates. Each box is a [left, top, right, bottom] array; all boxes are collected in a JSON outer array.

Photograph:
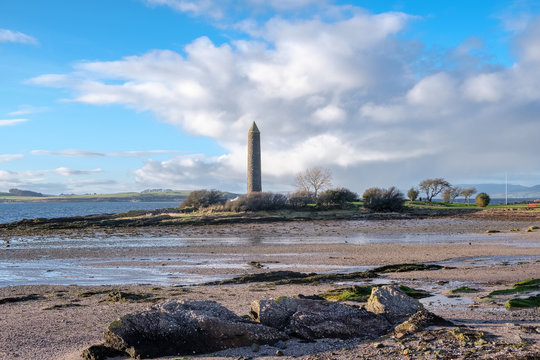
[[1, 0, 540, 194]]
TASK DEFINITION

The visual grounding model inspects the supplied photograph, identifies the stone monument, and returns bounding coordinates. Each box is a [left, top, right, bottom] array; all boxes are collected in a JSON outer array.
[[247, 122, 262, 193]]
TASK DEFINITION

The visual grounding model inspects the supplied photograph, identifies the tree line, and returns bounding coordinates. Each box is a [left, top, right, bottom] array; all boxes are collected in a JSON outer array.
[[179, 167, 491, 212]]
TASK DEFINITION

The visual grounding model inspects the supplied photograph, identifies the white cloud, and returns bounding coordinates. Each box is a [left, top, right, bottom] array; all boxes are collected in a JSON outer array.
[[54, 167, 102, 177], [0, 119, 28, 126], [31, 149, 181, 157], [145, 0, 328, 19], [145, 0, 223, 18], [8, 106, 48, 116], [31, 10, 540, 191], [0, 154, 23, 163], [0, 29, 37, 45]]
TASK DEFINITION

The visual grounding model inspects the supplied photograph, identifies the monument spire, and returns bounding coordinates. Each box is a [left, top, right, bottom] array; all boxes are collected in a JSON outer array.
[[247, 121, 262, 193]]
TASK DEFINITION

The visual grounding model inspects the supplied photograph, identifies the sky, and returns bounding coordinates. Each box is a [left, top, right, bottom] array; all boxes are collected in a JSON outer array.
[[1, 0, 540, 195]]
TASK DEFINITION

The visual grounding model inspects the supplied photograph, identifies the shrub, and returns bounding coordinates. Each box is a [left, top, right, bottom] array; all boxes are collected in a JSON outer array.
[[224, 192, 287, 212], [180, 189, 228, 209], [475, 192, 490, 207], [316, 188, 359, 208], [407, 187, 419, 201], [362, 186, 405, 212], [287, 190, 315, 209]]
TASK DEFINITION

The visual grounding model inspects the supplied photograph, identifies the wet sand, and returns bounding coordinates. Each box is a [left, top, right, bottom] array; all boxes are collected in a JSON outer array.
[[0, 217, 539, 359]]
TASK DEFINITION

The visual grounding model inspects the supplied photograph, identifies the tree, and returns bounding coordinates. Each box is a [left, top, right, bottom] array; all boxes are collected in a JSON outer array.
[[418, 178, 450, 202], [287, 190, 315, 209], [363, 187, 405, 212], [475, 192, 490, 207], [294, 166, 332, 197], [441, 188, 451, 203], [180, 189, 228, 209], [460, 187, 477, 205], [317, 188, 358, 208], [442, 186, 461, 203], [407, 187, 419, 201]]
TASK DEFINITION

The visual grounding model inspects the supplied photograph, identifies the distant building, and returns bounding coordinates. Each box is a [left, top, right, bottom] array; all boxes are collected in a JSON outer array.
[[247, 122, 262, 193]]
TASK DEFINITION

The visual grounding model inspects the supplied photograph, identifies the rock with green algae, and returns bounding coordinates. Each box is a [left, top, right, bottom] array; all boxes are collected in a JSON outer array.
[[102, 300, 287, 359], [250, 297, 391, 340], [393, 308, 454, 337], [80, 344, 125, 360], [366, 285, 423, 324]]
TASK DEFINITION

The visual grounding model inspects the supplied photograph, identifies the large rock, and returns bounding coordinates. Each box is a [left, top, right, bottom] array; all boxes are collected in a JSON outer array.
[[250, 297, 391, 340], [104, 300, 287, 359], [366, 285, 423, 324]]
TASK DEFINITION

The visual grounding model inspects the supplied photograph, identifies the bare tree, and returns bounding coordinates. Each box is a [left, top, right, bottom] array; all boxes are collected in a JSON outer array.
[[295, 166, 332, 197], [419, 178, 450, 202], [407, 187, 419, 201], [460, 187, 477, 205], [442, 186, 461, 203]]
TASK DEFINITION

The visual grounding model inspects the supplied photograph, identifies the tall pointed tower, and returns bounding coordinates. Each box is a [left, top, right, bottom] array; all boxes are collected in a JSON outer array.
[[247, 122, 262, 193]]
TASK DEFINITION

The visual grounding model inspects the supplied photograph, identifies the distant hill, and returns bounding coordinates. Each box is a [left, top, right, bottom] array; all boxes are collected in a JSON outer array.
[[0, 190, 191, 203], [457, 183, 540, 199], [8, 188, 44, 197]]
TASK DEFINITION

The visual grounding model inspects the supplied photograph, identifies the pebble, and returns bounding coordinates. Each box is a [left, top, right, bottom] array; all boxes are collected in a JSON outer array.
[[276, 349, 284, 356]]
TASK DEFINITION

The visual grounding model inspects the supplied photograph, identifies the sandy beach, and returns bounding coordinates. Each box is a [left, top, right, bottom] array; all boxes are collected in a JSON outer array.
[[1, 216, 539, 359]]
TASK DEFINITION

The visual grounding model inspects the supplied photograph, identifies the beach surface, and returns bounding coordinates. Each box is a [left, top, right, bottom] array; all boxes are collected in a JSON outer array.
[[1, 216, 539, 359]]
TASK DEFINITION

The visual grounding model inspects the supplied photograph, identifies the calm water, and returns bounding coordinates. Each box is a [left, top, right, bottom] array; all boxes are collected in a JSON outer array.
[[0, 201, 180, 223]]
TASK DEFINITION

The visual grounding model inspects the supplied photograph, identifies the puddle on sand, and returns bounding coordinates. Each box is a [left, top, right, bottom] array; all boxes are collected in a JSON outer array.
[[436, 255, 540, 267], [0, 256, 352, 287], [421, 293, 474, 307]]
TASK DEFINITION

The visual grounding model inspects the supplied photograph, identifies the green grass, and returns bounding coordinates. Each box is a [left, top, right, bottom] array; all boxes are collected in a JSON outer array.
[[405, 200, 540, 210]]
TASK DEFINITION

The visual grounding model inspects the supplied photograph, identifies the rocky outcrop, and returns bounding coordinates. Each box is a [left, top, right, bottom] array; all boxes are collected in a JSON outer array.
[[366, 285, 423, 324], [103, 300, 287, 359], [394, 308, 454, 338], [250, 297, 391, 340]]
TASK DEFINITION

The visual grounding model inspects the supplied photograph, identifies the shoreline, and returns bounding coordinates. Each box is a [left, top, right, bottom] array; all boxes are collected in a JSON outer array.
[[1, 217, 539, 359]]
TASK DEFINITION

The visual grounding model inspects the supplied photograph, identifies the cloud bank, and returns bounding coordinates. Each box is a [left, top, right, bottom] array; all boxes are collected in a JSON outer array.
[[31, 9, 540, 191]]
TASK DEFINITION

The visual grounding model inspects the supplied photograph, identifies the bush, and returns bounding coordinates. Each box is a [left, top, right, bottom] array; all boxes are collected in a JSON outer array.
[[475, 192, 490, 207], [287, 190, 315, 209], [224, 192, 287, 212], [362, 186, 405, 212], [180, 189, 228, 209], [407, 187, 419, 201], [316, 188, 359, 208]]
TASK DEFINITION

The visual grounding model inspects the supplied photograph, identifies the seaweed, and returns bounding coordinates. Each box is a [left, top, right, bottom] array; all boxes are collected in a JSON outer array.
[[205, 263, 444, 286], [323, 285, 374, 302], [398, 285, 432, 299], [101, 291, 152, 302], [487, 278, 540, 297], [450, 286, 479, 294], [0, 294, 43, 304], [505, 294, 540, 309]]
